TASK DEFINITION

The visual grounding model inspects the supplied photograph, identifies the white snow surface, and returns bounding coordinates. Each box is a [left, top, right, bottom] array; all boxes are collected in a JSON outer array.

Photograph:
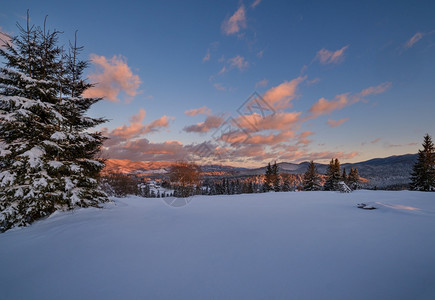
[[1, 190, 435, 300]]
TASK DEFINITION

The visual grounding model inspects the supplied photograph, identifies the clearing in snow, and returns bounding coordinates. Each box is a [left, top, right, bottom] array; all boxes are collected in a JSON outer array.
[[1, 190, 435, 299]]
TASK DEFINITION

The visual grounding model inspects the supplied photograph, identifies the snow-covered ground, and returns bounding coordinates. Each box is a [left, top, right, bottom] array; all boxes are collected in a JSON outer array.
[[1, 191, 435, 300]]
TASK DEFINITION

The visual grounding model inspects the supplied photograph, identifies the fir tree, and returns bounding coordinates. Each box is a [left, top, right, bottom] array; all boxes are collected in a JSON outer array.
[[324, 158, 341, 191], [0, 15, 108, 231], [410, 134, 435, 191], [263, 162, 272, 192], [342, 168, 347, 183], [348, 168, 360, 190], [272, 161, 281, 192], [303, 161, 321, 191], [282, 176, 291, 192]]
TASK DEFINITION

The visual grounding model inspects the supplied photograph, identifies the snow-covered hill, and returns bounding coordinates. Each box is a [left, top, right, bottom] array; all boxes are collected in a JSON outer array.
[[1, 191, 434, 299]]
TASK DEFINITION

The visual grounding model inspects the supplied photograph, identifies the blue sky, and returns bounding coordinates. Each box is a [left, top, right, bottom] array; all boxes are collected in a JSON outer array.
[[1, 0, 434, 167]]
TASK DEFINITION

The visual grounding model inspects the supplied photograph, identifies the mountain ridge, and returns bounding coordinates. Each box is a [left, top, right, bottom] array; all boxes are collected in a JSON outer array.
[[104, 154, 417, 188]]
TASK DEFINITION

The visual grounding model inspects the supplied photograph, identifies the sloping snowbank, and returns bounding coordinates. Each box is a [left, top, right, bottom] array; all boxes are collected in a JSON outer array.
[[1, 190, 435, 299]]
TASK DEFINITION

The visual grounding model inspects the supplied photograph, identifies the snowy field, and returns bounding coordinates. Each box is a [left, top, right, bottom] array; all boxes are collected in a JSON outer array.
[[1, 191, 435, 300]]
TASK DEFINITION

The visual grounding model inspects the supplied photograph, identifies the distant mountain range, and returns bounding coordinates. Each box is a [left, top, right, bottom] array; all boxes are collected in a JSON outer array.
[[104, 153, 418, 189]]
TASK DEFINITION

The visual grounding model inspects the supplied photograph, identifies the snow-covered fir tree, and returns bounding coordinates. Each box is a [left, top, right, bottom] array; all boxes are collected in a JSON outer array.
[[410, 134, 435, 191], [0, 16, 108, 231], [272, 161, 281, 192], [348, 168, 360, 190], [323, 158, 341, 191], [303, 161, 321, 191], [263, 162, 273, 192]]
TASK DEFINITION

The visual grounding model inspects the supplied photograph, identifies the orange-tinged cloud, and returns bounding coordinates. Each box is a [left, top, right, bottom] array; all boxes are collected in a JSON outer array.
[[109, 109, 172, 139], [251, 0, 262, 8], [255, 79, 268, 89], [185, 106, 212, 116], [237, 112, 301, 131], [327, 118, 349, 127], [309, 94, 349, 116], [359, 82, 392, 97], [405, 32, 424, 49], [222, 5, 247, 35], [263, 76, 306, 109], [308, 82, 392, 118], [296, 131, 314, 145], [202, 49, 210, 62], [316, 45, 349, 64], [0, 27, 11, 48], [245, 131, 295, 145], [229, 55, 249, 71], [83, 54, 141, 102], [183, 115, 224, 133]]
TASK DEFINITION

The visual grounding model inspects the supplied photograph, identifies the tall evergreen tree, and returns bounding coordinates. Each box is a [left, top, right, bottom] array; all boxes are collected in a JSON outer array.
[[0, 15, 108, 231], [348, 168, 360, 190], [342, 168, 347, 183], [272, 161, 281, 192], [324, 158, 341, 191], [303, 161, 321, 191], [410, 134, 435, 191], [263, 162, 272, 192]]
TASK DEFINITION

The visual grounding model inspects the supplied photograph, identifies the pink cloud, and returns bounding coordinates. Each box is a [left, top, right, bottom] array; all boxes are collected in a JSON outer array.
[[308, 82, 391, 118], [229, 55, 249, 71], [315, 45, 349, 65], [213, 83, 226, 91], [263, 76, 306, 109], [83, 54, 141, 102], [245, 131, 295, 145], [185, 106, 212, 116], [251, 0, 262, 8], [0, 27, 11, 48], [222, 5, 247, 35], [308, 94, 349, 117], [359, 82, 392, 97], [296, 131, 315, 145], [371, 138, 381, 144], [202, 49, 210, 62], [183, 115, 224, 133], [327, 118, 349, 127], [405, 32, 424, 49], [107, 109, 173, 140], [237, 112, 301, 131], [255, 79, 268, 89]]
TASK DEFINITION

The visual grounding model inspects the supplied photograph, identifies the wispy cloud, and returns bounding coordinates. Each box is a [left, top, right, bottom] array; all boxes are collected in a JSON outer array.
[[228, 55, 249, 71], [251, 0, 262, 9], [109, 109, 173, 139], [83, 54, 141, 102], [359, 82, 392, 97], [202, 49, 210, 62], [236, 112, 301, 132], [327, 118, 349, 127], [405, 32, 424, 49], [183, 115, 224, 133], [222, 5, 247, 35], [0, 27, 11, 48], [308, 82, 391, 118], [213, 83, 226, 91], [185, 106, 212, 116], [309, 94, 350, 117], [263, 76, 306, 109], [297, 131, 315, 145], [255, 79, 268, 89], [315, 45, 349, 65]]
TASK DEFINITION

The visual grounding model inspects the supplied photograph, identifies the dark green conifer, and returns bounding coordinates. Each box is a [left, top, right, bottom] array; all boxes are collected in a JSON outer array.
[[410, 134, 435, 191], [0, 15, 108, 231]]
